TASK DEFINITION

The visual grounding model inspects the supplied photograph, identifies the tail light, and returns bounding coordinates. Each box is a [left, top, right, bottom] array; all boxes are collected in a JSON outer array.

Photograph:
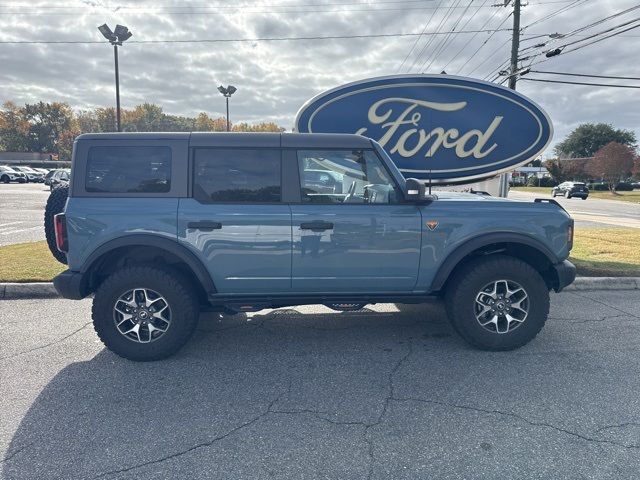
[[567, 220, 574, 251], [54, 213, 68, 252]]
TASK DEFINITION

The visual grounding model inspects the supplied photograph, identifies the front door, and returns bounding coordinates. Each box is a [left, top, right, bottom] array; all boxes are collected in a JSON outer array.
[[291, 149, 422, 293], [178, 147, 291, 294]]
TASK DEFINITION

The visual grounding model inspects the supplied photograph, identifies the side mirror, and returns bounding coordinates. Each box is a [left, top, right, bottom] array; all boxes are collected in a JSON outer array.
[[405, 178, 438, 203]]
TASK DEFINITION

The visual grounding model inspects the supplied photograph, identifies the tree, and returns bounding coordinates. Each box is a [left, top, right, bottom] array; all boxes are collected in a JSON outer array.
[[587, 142, 636, 192], [555, 123, 637, 158], [632, 156, 640, 180], [544, 159, 566, 183], [0, 101, 30, 151], [22, 102, 74, 153], [232, 122, 285, 132]]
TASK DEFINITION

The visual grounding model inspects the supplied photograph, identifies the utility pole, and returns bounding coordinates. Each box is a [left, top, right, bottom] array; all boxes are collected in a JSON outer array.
[[113, 44, 121, 132], [499, 0, 522, 197], [508, 0, 521, 90]]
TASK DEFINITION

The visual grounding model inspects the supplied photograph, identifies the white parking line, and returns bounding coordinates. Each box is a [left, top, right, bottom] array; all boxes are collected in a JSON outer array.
[[0, 221, 24, 228], [0, 226, 41, 235]]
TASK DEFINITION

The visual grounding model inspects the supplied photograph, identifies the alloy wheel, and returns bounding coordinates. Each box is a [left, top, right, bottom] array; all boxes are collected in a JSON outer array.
[[113, 288, 172, 343], [474, 280, 529, 334]]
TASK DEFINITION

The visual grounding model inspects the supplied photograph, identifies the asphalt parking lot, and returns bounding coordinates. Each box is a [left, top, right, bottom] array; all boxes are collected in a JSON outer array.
[[2, 291, 639, 479], [508, 190, 640, 229], [0, 183, 50, 246]]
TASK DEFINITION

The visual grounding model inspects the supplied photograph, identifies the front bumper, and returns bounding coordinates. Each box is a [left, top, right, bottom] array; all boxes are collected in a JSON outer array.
[[552, 259, 576, 292], [53, 269, 90, 300]]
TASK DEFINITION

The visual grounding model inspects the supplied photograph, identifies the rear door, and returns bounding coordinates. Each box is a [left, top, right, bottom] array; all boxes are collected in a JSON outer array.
[[177, 146, 292, 294], [290, 148, 422, 293]]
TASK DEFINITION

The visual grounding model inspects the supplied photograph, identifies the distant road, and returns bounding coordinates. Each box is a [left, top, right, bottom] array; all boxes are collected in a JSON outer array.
[[0, 183, 48, 246], [508, 189, 640, 229]]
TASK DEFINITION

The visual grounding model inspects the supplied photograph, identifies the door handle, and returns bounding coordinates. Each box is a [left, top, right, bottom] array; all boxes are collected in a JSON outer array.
[[300, 221, 334, 232], [187, 221, 222, 231]]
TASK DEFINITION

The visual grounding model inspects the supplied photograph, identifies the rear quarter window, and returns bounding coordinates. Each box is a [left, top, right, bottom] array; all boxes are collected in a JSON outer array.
[[85, 146, 171, 193]]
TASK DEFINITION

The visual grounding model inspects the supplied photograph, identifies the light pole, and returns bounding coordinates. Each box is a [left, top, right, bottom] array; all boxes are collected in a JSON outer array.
[[217, 85, 237, 132], [98, 24, 133, 132]]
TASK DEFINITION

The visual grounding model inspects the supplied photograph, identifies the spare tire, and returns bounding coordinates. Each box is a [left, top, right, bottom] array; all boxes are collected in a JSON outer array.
[[44, 185, 69, 264]]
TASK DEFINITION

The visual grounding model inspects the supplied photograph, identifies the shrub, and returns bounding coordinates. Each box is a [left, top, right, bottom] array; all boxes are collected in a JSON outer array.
[[527, 177, 556, 187], [588, 183, 609, 191]]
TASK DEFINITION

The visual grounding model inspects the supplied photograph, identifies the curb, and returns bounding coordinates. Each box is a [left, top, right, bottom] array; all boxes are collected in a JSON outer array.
[[563, 277, 640, 292], [1, 277, 639, 300], [1, 282, 60, 300]]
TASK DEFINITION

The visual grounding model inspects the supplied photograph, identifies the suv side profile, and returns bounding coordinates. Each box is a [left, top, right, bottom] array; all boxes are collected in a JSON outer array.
[[52, 132, 576, 361], [552, 181, 589, 200], [0, 165, 27, 183]]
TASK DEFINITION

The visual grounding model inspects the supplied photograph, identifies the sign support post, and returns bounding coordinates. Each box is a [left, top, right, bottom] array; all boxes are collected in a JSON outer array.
[[499, 0, 522, 197]]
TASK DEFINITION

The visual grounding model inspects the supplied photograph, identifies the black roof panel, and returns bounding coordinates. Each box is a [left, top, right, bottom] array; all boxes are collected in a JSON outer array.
[[76, 132, 372, 149]]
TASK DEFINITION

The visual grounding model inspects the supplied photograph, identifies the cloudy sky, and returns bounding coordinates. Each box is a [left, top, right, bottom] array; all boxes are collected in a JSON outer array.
[[0, 0, 638, 156]]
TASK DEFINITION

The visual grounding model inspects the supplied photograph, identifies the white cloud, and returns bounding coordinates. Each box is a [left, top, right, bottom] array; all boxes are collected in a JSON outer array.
[[0, 0, 638, 153]]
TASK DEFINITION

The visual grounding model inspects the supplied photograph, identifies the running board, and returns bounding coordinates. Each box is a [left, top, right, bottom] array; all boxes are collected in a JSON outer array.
[[206, 293, 439, 310]]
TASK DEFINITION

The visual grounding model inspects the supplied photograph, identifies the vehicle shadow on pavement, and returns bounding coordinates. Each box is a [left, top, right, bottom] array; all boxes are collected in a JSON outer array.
[[4, 300, 640, 479]]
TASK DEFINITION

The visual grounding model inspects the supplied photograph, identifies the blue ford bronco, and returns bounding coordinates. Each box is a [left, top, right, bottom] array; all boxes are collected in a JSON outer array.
[[50, 132, 575, 361]]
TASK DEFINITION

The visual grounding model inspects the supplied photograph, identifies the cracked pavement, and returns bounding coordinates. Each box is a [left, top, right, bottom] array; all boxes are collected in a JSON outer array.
[[1, 290, 640, 479]]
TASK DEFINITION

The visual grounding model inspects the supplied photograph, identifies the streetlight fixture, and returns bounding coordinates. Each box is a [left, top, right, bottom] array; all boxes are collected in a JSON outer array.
[[217, 85, 237, 132], [98, 23, 133, 132]]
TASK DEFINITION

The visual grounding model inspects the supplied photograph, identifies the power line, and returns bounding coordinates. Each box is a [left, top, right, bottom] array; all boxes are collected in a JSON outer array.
[[441, 0, 499, 72], [522, 0, 589, 29], [396, 0, 444, 73], [521, 78, 640, 88], [530, 70, 640, 81], [459, 11, 512, 76], [522, 20, 640, 67], [422, 0, 480, 73], [406, 0, 463, 72], [0, 28, 513, 45]]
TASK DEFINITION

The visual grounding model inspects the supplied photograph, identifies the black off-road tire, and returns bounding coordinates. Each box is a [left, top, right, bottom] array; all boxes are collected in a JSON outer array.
[[44, 185, 69, 264], [445, 255, 550, 351], [92, 265, 200, 361]]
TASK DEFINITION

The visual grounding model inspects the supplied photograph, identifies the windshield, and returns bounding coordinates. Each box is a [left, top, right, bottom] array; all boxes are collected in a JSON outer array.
[[16, 166, 37, 173], [0, 166, 17, 173]]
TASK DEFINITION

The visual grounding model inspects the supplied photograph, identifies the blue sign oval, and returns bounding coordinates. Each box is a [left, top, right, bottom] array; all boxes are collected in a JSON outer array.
[[294, 75, 553, 183]]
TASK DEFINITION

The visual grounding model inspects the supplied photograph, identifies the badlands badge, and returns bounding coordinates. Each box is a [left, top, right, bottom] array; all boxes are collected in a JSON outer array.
[[426, 220, 439, 231]]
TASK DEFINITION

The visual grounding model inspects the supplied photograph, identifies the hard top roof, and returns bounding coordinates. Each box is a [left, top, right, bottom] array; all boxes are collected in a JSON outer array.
[[76, 132, 373, 149]]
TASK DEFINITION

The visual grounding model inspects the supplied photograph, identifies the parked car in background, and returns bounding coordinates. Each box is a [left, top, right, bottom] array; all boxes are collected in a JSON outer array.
[[13, 166, 45, 182], [49, 169, 70, 190], [0, 165, 27, 183], [551, 182, 589, 200], [44, 169, 58, 186], [34, 167, 50, 176]]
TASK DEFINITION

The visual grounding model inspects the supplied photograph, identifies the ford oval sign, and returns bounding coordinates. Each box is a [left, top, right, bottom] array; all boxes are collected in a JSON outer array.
[[294, 75, 553, 183]]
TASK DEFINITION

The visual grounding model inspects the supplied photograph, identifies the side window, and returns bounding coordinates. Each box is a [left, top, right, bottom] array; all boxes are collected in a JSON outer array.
[[86, 146, 171, 193], [193, 149, 281, 203], [297, 149, 401, 204]]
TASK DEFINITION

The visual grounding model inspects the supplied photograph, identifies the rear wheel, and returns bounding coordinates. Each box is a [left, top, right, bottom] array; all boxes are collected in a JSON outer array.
[[44, 185, 69, 264], [92, 265, 200, 361], [1, 175, 9, 184], [445, 255, 549, 351]]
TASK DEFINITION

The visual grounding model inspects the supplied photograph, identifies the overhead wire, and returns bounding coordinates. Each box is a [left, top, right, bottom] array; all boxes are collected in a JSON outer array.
[[405, 0, 463, 72], [396, 0, 444, 73], [420, 0, 476, 72], [457, 10, 512, 76], [0, 28, 513, 44], [440, 0, 499, 72]]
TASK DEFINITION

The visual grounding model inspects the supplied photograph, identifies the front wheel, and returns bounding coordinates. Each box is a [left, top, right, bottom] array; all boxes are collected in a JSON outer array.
[[92, 265, 200, 361], [564, 191, 571, 199], [445, 255, 549, 351]]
